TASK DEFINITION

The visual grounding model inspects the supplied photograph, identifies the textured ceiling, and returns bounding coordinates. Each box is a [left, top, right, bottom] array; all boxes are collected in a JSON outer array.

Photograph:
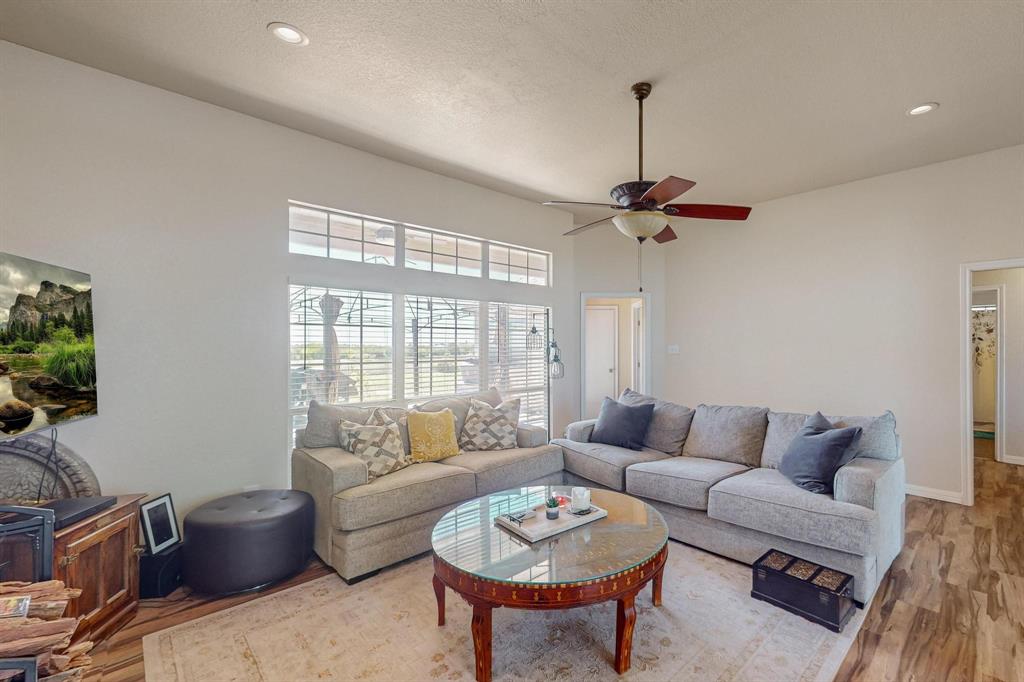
[[1, 1, 1022, 222]]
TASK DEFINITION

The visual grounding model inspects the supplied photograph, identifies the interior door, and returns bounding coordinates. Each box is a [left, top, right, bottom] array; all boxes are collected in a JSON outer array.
[[585, 306, 618, 417]]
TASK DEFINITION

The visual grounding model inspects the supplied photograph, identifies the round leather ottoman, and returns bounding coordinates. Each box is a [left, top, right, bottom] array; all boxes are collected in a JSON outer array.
[[182, 489, 313, 595]]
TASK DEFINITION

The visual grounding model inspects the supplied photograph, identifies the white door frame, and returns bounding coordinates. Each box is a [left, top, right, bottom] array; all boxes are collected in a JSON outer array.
[[960, 258, 1024, 506], [971, 284, 1008, 464], [631, 300, 644, 393], [580, 291, 653, 420]]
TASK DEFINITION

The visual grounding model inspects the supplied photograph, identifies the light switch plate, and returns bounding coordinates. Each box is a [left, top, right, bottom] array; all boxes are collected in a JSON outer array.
[[667, 344, 680, 355]]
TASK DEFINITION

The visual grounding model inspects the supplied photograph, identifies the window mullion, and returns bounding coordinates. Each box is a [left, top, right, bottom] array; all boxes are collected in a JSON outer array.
[[394, 293, 405, 402], [478, 301, 489, 392]]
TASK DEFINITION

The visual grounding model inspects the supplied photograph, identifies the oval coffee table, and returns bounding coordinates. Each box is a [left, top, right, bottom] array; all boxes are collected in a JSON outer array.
[[431, 486, 668, 682]]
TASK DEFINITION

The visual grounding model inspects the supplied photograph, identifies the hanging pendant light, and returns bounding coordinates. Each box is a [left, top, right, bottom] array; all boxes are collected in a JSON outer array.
[[549, 342, 565, 380], [526, 322, 544, 350]]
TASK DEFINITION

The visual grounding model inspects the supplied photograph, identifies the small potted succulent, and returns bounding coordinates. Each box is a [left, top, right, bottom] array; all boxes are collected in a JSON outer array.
[[545, 496, 560, 520]]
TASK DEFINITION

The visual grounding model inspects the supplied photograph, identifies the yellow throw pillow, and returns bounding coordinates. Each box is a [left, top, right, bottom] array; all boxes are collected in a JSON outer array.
[[407, 408, 459, 462]]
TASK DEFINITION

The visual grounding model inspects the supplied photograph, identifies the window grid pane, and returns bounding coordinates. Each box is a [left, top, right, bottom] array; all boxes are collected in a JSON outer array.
[[405, 296, 481, 399], [289, 285, 394, 413], [289, 206, 398, 268], [488, 302, 549, 427]]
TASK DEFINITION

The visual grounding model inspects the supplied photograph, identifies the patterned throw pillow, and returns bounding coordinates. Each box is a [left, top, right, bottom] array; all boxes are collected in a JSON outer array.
[[460, 398, 521, 451], [407, 408, 459, 462], [338, 409, 409, 482]]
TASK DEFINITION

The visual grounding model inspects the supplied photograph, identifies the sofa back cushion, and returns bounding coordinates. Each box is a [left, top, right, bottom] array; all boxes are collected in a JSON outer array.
[[682, 404, 769, 467], [761, 409, 899, 467], [414, 387, 502, 436], [618, 388, 694, 455], [761, 411, 808, 469], [305, 400, 413, 453]]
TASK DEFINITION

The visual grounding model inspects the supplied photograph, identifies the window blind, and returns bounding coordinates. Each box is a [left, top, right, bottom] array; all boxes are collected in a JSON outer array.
[[488, 302, 549, 427], [404, 296, 481, 399]]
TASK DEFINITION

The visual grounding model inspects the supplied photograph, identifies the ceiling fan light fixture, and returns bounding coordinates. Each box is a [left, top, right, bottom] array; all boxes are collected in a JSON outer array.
[[612, 211, 669, 240]]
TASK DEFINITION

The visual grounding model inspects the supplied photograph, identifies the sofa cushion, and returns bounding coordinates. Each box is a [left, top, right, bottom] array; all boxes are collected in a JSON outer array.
[[707, 468, 878, 555], [415, 387, 502, 436], [682, 404, 769, 467], [762, 410, 899, 467], [333, 462, 476, 531], [760, 411, 808, 469], [552, 437, 669, 490], [442, 445, 563, 495], [459, 398, 520, 451], [408, 409, 459, 462], [832, 412, 899, 461], [779, 412, 862, 494], [590, 397, 655, 450], [618, 388, 695, 455], [304, 400, 410, 453], [626, 457, 748, 510]]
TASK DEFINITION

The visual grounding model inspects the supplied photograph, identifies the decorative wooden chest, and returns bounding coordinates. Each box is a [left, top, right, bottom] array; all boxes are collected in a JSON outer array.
[[751, 549, 856, 633]]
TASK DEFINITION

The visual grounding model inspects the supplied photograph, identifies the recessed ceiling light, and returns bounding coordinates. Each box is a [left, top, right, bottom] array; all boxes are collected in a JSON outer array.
[[906, 102, 939, 116], [268, 22, 309, 46]]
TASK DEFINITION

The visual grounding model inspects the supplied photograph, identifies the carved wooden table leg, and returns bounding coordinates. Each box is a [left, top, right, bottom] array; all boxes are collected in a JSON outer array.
[[470, 603, 493, 682], [433, 573, 446, 626], [652, 561, 665, 606], [614, 591, 637, 673]]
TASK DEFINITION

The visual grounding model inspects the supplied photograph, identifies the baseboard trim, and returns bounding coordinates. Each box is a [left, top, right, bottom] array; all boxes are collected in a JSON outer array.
[[998, 455, 1024, 466], [905, 484, 964, 505]]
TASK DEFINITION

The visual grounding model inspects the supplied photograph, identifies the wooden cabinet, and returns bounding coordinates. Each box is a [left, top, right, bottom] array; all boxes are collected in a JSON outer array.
[[53, 494, 145, 642]]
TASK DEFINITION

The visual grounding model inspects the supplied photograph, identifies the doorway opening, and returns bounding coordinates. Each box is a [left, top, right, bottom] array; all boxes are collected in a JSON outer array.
[[581, 293, 650, 419], [962, 260, 1024, 506]]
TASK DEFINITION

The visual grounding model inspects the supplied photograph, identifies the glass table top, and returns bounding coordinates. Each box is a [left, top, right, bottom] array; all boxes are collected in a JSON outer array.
[[431, 486, 668, 585]]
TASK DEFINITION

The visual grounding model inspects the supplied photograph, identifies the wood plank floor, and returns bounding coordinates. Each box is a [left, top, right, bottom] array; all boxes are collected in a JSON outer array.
[[83, 443, 1023, 681]]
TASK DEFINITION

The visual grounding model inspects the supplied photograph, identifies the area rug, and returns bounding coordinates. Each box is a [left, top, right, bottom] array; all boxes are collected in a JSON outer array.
[[143, 542, 866, 682]]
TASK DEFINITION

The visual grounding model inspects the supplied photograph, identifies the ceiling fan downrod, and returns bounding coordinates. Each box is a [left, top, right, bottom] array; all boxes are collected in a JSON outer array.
[[632, 82, 651, 183]]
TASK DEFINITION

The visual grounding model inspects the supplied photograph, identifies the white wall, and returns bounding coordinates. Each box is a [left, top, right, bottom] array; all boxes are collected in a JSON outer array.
[[662, 145, 1024, 499], [0, 42, 580, 514], [973, 268, 1024, 460]]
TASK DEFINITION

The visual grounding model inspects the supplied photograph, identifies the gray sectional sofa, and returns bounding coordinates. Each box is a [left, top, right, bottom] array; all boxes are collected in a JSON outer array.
[[554, 402, 905, 603], [291, 389, 905, 603]]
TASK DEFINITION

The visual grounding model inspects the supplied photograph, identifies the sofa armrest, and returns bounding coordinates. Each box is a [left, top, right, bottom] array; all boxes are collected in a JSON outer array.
[[517, 424, 548, 448], [834, 457, 906, 575], [291, 446, 368, 561], [565, 419, 598, 442]]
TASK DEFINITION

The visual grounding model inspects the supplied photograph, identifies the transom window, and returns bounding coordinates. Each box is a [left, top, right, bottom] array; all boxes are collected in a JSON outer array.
[[289, 205, 396, 265], [289, 201, 550, 287], [489, 245, 549, 286], [405, 228, 482, 277]]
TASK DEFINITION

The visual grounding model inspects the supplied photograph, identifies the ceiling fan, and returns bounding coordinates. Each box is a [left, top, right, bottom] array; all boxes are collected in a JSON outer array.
[[544, 82, 751, 244]]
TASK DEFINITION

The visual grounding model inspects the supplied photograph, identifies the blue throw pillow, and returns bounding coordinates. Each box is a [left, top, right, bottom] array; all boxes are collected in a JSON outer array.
[[590, 397, 655, 450], [779, 412, 863, 494]]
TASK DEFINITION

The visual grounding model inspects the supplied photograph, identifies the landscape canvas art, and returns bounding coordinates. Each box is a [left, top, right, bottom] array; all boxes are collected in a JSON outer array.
[[0, 252, 97, 438]]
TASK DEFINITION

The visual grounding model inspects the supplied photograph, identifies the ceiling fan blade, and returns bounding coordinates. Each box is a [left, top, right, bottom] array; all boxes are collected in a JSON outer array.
[[652, 226, 677, 244], [563, 215, 616, 236], [663, 204, 752, 220], [640, 176, 696, 206], [543, 200, 624, 209]]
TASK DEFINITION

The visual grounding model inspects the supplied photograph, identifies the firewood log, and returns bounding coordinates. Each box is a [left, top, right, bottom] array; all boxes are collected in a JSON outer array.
[[0, 630, 72, 657], [0, 617, 78, 642], [27, 600, 69, 620]]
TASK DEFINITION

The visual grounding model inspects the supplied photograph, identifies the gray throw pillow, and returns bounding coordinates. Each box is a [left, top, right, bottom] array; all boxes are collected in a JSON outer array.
[[779, 412, 863, 494], [590, 397, 655, 450], [618, 388, 694, 455], [682, 404, 769, 467]]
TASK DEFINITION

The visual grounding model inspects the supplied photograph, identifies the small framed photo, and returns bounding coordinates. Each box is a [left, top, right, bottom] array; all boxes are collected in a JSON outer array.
[[140, 493, 180, 555]]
